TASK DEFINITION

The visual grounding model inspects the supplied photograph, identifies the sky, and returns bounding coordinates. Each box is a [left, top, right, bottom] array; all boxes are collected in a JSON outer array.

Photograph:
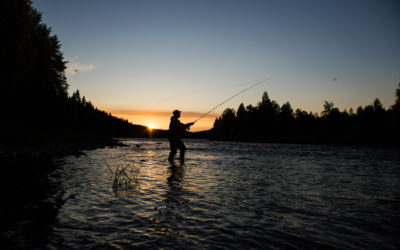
[[32, 0, 400, 131]]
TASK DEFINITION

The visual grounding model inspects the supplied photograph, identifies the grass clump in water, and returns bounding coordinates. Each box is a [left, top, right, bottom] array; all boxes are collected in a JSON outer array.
[[106, 161, 141, 194]]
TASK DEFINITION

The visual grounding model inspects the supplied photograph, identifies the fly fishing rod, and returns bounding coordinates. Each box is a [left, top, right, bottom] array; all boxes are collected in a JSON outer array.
[[193, 77, 271, 123]]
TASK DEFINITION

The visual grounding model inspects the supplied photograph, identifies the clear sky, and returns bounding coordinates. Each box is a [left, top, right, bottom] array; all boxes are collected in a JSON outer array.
[[32, 0, 400, 131]]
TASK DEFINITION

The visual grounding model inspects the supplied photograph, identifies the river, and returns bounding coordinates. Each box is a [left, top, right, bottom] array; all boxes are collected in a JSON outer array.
[[6, 139, 400, 249]]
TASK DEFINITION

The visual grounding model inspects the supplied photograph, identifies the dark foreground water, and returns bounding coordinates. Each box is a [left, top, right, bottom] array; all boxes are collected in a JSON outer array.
[[4, 139, 400, 249]]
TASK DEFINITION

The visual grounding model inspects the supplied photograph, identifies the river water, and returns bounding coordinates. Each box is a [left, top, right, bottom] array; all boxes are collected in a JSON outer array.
[[41, 139, 400, 249]]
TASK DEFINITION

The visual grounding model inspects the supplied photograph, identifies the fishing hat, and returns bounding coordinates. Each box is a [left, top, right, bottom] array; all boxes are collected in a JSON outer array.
[[173, 110, 181, 115]]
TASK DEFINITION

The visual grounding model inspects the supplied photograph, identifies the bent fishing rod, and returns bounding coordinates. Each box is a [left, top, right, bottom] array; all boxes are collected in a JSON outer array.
[[192, 77, 271, 124]]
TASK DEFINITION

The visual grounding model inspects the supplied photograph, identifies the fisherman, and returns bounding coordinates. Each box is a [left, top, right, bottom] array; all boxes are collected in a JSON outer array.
[[168, 110, 194, 163]]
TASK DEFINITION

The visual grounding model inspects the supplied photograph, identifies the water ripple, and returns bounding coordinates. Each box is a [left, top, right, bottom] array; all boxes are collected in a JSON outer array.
[[45, 139, 400, 249]]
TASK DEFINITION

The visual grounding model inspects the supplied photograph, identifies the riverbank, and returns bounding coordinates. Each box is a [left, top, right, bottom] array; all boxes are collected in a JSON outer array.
[[207, 134, 400, 148], [0, 132, 126, 249], [1, 129, 125, 157]]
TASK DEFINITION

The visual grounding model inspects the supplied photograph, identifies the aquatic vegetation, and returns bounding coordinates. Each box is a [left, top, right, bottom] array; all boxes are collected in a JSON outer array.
[[106, 161, 141, 194]]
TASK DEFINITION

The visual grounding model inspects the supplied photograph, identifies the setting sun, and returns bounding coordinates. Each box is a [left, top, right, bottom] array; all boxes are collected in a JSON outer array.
[[147, 124, 154, 130], [106, 109, 217, 132]]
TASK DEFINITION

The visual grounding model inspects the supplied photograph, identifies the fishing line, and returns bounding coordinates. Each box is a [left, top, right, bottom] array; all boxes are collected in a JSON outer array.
[[193, 77, 271, 123], [148, 80, 260, 110]]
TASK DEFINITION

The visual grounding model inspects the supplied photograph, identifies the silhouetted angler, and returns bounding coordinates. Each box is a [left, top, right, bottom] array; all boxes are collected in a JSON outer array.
[[168, 110, 194, 163]]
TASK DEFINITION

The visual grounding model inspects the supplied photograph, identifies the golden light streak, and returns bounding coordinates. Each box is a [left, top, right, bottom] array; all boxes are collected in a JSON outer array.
[[106, 109, 218, 132]]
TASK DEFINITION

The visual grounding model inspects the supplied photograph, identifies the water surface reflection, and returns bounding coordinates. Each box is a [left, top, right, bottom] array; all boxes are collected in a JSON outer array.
[[45, 139, 400, 249]]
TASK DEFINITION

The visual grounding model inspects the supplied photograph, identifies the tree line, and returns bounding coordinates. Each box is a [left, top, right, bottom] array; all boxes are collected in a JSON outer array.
[[1, 0, 148, 141], [211, 85, 400, 146], [3, 0, 398, 146]]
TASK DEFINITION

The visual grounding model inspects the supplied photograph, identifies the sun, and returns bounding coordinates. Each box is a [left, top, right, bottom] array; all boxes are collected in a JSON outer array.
[[147, 124, 154, 130]]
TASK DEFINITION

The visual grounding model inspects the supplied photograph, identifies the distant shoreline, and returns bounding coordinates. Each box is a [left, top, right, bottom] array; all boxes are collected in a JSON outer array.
[[0, 130, 126, 160], [135, 129, 400, 148], [205, 136, 400, 148]]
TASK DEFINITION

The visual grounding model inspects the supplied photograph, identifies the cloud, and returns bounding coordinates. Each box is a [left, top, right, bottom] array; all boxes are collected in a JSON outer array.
[[65, 61, 95, 75]]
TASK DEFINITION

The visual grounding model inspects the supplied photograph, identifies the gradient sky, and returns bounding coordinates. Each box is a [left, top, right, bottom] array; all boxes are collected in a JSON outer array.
[[32, 0, 400, 131]]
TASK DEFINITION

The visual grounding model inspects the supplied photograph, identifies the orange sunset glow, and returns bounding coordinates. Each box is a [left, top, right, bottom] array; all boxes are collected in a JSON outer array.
[[107, 109, 218, 132]]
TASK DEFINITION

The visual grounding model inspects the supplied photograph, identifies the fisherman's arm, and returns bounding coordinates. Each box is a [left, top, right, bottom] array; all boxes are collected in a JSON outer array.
[[184, 122, 195, 130]]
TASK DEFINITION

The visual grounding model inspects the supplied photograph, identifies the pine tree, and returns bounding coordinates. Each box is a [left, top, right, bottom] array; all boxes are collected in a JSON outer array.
[[1, 0, 68, 128]]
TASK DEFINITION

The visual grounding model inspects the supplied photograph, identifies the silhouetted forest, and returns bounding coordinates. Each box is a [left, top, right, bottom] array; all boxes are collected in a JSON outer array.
[[1, 0, 148, 143], [211, 85, 400, 146], [3, 0, 399, 147]]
